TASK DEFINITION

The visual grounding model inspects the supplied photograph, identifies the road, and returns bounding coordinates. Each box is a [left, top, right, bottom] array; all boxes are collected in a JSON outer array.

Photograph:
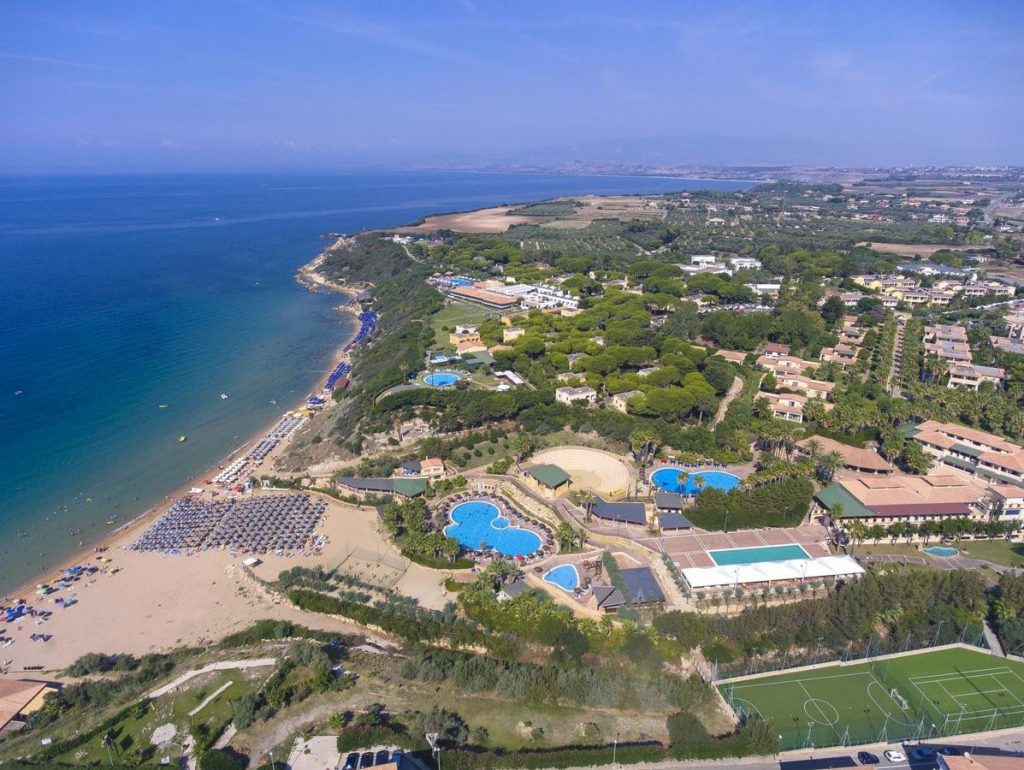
[[713, 376, 745, 427]]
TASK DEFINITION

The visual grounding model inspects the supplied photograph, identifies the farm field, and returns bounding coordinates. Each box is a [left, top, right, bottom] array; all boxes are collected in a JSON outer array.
[[719, 646, 1024, 750]]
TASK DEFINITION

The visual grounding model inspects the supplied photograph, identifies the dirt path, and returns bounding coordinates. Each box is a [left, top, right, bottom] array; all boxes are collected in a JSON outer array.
[[711, 376, 744, 427]]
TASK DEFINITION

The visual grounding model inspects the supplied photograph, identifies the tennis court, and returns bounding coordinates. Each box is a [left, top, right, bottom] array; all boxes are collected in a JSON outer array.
[[719, 646, 1024, 749]]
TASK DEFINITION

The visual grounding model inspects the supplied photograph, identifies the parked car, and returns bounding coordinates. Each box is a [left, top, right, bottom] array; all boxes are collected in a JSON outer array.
[[375, 749, 391, 764], [391, 749, 405, 761], [858, 751, 880, 764], [359, 752, 375, 768], [911, 748, 936, 761], [343, 754, 360, 770], [884, 750, 907, 763]]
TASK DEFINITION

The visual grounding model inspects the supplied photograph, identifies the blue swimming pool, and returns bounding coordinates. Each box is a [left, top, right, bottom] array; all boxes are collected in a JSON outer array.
[[444, 500, 542, 557], [651, 468, 740, 495], [709, 544, 810, 566], [425, 371, 461, 387], [924, 546, 958, 557], [544, 564, 580, 592]]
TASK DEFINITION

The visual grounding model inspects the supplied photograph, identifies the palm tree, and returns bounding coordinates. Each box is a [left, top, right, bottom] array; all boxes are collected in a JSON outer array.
[[803, 438, 824, 465], [819, 451, 845, 481], [847, 519, 867, 552]]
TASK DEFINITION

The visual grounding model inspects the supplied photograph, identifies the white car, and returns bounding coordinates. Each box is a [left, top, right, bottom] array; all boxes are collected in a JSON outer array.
[[884, 750, 907, 763]]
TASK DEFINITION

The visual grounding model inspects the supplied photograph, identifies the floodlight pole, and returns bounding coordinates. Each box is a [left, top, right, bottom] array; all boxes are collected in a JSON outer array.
[[933, 619, 945, 647]]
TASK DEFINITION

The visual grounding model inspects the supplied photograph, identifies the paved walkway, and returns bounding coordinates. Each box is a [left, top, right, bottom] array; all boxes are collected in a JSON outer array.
[[712, 376, 744, 427], [148, 657, 276, 699], [861, 552, 1024, 576]]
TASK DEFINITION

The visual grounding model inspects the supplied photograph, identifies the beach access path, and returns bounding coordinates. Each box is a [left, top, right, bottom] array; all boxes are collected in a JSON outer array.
[[149, 658, 276, 699]]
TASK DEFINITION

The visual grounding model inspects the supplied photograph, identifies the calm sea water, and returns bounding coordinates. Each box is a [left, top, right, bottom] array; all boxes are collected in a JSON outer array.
[[0, 171, 751, 589]]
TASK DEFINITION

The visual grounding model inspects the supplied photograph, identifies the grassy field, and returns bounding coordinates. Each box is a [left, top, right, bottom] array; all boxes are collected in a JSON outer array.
[[719, 647, 1024, 749], [958, 539, 1024, 568], [430, 301, 502, 347], [55, 670, 258, 766]]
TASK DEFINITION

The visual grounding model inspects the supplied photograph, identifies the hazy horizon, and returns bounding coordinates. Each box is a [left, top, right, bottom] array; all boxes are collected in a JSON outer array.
[[2, 1, 1022, 173]]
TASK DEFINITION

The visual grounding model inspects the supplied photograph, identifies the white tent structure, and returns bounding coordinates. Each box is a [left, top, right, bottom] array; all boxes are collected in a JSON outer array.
[[681, 555, 864, 591]]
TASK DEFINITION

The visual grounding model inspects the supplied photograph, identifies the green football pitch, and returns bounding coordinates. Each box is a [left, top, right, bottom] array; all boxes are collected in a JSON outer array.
[[718, 647, 1024, 749]]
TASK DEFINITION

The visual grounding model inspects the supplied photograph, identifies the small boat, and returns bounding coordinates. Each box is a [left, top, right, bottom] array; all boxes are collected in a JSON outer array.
[[14, 390, 23, 396], [158, 404, 169, 409], [178, 435, 187, 443], [220, 393, 229, 400]]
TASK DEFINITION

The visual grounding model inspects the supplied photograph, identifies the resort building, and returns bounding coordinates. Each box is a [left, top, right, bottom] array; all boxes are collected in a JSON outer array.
[[761, 342, 791, 358], [494, 370, 527, 388], [908, 420, 1024, 487], [946, 362, 1006, 391], [713, 349, 749, 365], [449, 284, 520, 309], [813, 472, 989, 524], [653, 493, 694, 530], [795, 436, 894, 475], [818, 343, 858, 368], [991, 335, 1024, 356], [0, 680, 58, 733], [448, 325, 481, 345], [756, 354, 819, 376], [760, 392, 808, 422], [681, 555, 865, 593], [334, 476, 428, 498], [455, 339, 488, 355], [609, 390, 643, 413], [502, 326, 525, 342], [396, 457, 446, 479], [730, 256, 762, 271], [592, 566, 664, 612], [497, 580, 532, 601], [590, 498, 647, 526], [774, 374, 835, 400], [555, 386, 597, 406], [524, 464, 572, 498]]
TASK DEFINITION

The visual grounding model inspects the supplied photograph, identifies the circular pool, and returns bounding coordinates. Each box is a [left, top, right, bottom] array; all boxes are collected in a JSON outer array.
[[425, 371, 462, 387], [444, 500, 541, 557], [651, 468, 740, 495]]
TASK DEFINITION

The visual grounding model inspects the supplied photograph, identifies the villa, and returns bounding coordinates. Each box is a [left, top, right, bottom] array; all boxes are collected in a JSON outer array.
[[555, 386, 597, 406], [609, 390, 643, 413]]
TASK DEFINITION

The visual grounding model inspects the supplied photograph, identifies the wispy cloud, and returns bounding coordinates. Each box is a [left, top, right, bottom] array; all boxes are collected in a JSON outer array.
[[0, 51, 116, 71], [237, 1, 481, 66]]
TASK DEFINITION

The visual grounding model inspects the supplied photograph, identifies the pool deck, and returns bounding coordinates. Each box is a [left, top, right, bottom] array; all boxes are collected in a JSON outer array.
[[635, 523, 830, 569]]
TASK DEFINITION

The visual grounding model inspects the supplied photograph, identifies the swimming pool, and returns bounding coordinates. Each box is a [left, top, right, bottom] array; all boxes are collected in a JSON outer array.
[[923, 546, 958, 557], [425, 371, 461, 387], [544, 564, 580, 592], [444, 500, 542, 557], [709, 544, 810, 566], [651, 468, 740, 495]]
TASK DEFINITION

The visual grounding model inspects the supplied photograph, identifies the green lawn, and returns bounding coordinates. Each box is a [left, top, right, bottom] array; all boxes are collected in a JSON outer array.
[[719, 647, 1024, 750], [55, 671, 256, 766], [957, 539, 1024, 568], [430, 301, 501, 347]]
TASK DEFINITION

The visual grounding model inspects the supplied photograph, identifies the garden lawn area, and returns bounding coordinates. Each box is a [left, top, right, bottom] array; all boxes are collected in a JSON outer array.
[[958, 539, 1024, 568], [431, 301, 501, 347], [853, 543, 926, 559], [719, 647, 1024, 750], [54, 671, 255, 766], [450, 436, 510, 470]]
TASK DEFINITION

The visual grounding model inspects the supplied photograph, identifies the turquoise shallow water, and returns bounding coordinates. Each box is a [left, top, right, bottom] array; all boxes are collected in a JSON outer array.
[[0, 171, 752, 590]]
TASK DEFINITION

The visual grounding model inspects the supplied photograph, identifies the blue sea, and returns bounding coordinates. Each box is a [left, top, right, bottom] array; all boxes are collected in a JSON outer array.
[[0, 171, 751, 590]]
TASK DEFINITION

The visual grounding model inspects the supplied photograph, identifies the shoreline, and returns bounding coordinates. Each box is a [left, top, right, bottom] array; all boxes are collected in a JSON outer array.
[[3, 250, 363, 603]]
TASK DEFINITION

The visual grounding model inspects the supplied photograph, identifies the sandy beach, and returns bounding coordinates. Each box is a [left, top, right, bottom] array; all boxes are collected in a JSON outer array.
[[0, 257, 402, 673], [0, 492, 451, 672]]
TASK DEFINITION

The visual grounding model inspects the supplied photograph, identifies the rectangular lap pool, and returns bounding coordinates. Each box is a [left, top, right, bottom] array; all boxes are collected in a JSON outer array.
[[708, 544, 810, 566]]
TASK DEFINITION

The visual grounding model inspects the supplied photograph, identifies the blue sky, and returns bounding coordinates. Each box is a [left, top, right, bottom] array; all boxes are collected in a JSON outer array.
[[2, 1, 1022, 171]]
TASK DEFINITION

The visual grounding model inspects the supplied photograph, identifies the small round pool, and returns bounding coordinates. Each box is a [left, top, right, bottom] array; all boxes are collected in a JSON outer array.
[[651, 468, 740, 495], [924, 546, 958, 557], [544, 564, 580, 592], [425, 371, 461, 387], [444, 500, 541, 557]]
